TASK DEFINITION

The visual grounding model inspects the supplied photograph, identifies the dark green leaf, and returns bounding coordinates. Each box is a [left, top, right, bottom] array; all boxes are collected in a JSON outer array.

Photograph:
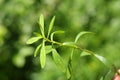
[[34, 44, 41, 57], [52, 49, 66, 73], [75, 31, 92, 43], [40, 40, 46, 68], [26, 36, 43, 44], [50, 30, 64, 41], [47, 16, 56, 38]]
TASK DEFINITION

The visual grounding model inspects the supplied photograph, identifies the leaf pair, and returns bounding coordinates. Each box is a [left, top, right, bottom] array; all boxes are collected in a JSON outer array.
[[39, 14, 56, 38]]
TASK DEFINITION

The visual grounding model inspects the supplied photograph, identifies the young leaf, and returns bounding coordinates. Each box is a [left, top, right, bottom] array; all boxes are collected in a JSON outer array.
[[52, 49, 66, 73], [34, 44, 41, 57], [26, 36, 43, 44], [62, 42, 75, 46], [39, 14, 44, 36], [80, 51, 91, 57], [50, 30, 64, 41], [94, 54, 107, 65], [45, 45, 52, 54], [75, 31, 92, 43], [40, 40, 46, 68], [47, 16, 56, 38], [33, 32, 42, 37]]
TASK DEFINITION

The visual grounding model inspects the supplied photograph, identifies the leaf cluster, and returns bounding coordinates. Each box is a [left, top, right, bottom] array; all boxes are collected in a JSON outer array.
[[26, 14, 110, 80]]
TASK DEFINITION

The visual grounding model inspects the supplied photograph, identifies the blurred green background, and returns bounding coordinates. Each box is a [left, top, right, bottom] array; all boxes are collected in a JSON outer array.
[[0, 0, 120, 80]]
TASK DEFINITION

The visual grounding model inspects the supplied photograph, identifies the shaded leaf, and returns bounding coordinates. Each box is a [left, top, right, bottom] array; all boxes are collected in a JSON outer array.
[[52, 49, 66, 73], [75, 31, 92, 43], [47, 16, 56, 38], [45, 45, 52, 54], [50, 30, 64, 41], [34, 44, 41, 57], [26, 36, 43, 44], [40, 40, 46, 68], [66, 67, 71, 79]]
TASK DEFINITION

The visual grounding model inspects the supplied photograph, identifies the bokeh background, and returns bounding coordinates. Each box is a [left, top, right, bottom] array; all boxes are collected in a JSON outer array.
[[0, 0, 120, 80]]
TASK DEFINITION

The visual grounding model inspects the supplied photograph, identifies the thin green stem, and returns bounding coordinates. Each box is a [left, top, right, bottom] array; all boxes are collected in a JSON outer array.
[[43, 37, 96, 56]]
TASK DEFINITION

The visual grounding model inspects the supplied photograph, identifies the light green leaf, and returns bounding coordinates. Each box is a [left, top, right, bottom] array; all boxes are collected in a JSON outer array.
[[39, 14, 44, 36], [75, 31, 92, 43], [100, 77, 104, 80], [26, 36, 43, 44], [40, 40, 46, 68], [34, 44, 41, 57], [94, 54, 107, 65], [80, 51, 91, 57], [33, 32, 42, 37], [45, 45, 52, 54], [62, 42, 75, 46], [47, 16, 56, 38], [52, 49, 66, 73], [50, 30, 64, 41], [66, 67, 71, 79]]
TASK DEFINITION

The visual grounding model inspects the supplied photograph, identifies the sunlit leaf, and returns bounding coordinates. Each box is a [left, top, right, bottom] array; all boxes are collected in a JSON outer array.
[[26, 36, 43, 44], [100, 77, 104, 80], [47, 16, 56, 38], [52, 49, 66, 73], [75, 31, 92, 43], [94, 54, 107, 65], [62, 42, 75, 46], [50, 30, 64, 41], [34, 44, 41, 57], [45, 45, 52, 54], [39, 14, 44, 36], [33, 32, 42, 37], [40, 40, 46, 68], [80, 51, 91, 57]]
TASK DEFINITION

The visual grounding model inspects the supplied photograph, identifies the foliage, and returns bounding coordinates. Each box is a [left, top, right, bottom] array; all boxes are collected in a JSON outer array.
[[0, 0, 120, 80], [27, 14, 110, 80]]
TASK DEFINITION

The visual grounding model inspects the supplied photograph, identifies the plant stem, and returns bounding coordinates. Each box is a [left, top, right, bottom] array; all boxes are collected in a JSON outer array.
[[44, 37, 95, 56]]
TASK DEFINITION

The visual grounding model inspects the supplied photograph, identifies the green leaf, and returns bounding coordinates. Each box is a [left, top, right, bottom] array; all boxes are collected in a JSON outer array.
[[62, 42, 75, 46], [94, 54, 107, 65], [33, 32, 42, 37], [34, 44, 41, 57], [66, 58, 72, 79], [45, 45, 52, 54], [50, 30, 64, 41], [52, 49, 66, 73], [26, 36, 43, 44], [75, 31, 92, 43], [40, 40, 46, 68], [47, 16, 56, 38], [39, 14, 44, 36], [100, 77, 104, 80], [66, 67, 71, 79], [80, 51, 91, 57]]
